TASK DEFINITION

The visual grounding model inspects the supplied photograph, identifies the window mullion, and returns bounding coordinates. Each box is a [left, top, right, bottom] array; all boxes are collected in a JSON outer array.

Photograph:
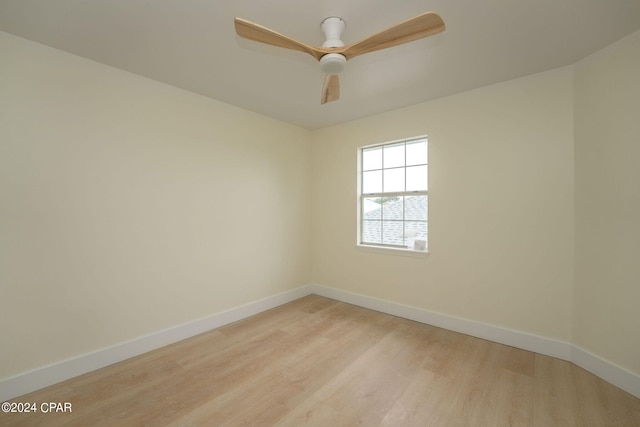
[[362, 191, 427, 198], [403, 141, 407, 247]]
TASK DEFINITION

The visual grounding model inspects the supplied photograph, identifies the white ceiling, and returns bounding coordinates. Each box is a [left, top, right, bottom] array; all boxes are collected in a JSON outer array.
[[1, 0, 639, 129]]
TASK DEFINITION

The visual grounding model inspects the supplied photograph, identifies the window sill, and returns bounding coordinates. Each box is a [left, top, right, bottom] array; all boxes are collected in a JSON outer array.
[[356, 244, 430, 258]]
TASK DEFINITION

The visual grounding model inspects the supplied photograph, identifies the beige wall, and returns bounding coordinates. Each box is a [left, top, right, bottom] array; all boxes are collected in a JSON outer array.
[[0, 32, 311, 379], [573, 30, 640, 374], [2, 25, 638, 386], [311, 67, 575, 341]]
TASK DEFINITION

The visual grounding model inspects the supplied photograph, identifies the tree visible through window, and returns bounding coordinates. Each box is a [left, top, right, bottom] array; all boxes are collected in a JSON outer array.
[[359, 137, 428, 251]]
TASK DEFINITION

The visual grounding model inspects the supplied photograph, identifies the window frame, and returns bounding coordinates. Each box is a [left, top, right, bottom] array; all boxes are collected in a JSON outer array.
[[357, 136, 429, 255]]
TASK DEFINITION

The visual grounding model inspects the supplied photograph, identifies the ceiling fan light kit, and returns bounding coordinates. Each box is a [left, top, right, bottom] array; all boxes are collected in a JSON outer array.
[[320, 53, 347, 75], [234, 12, 445, 104]]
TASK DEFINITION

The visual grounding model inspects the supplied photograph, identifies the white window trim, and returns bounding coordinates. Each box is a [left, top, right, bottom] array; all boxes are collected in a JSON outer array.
[[355, 243, 430, 258], [356, 136, 429, 256]]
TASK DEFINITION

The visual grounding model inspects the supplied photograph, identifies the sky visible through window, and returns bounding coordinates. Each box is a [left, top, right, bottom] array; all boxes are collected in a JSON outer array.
[[362, 140, 428, 194]]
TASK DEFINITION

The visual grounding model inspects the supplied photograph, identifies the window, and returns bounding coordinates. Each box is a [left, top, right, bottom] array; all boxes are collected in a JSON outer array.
[[358, 137, 428, 252]]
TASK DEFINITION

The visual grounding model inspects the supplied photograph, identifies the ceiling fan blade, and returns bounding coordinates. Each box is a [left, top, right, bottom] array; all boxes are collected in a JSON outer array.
[[234, 17, 327, 61], [340, 12, 445, 60], [321, 74, 340, 104]]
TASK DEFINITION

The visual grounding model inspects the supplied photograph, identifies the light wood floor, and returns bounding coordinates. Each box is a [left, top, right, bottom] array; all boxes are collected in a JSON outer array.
[[2, 295, 639, 426]]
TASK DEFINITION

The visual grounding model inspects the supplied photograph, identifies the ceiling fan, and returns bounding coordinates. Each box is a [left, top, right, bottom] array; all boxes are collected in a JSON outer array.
[[234, 12, 445, 104]]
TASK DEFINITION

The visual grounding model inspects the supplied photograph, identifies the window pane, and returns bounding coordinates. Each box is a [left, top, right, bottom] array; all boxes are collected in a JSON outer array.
[[406, 139, 427, 166], [383, 168, 404, 193], [382, 221, 404, 246], [383, 143, 405, 168], [406, 221, 428, 250], [382, 197, 403, 220], [362, 170, 382, 194], [362, 147, 382, 171], [362, 220, 382, 244], [405, 195, 427, 220], [406, 221, 428, 241], [406, 165, 428, 191], [362, 197, 382, 219]]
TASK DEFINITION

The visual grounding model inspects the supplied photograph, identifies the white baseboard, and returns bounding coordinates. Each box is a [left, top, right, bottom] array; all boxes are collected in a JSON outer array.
[[308, 284, 640, 399], [571, 345, 640, 399], [3, 283, 638, 401], [308, 284, 572, 360], [0, 285, 314, 402]]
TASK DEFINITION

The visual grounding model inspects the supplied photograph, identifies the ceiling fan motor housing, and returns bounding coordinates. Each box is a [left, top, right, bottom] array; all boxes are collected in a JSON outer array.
[[321, 17, 346, 48]]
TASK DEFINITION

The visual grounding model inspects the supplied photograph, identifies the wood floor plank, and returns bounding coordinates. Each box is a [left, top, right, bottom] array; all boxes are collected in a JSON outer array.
[[2, 295, 638, 426], [379, 369, 451, 427], [533, 354, 580, 426]]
